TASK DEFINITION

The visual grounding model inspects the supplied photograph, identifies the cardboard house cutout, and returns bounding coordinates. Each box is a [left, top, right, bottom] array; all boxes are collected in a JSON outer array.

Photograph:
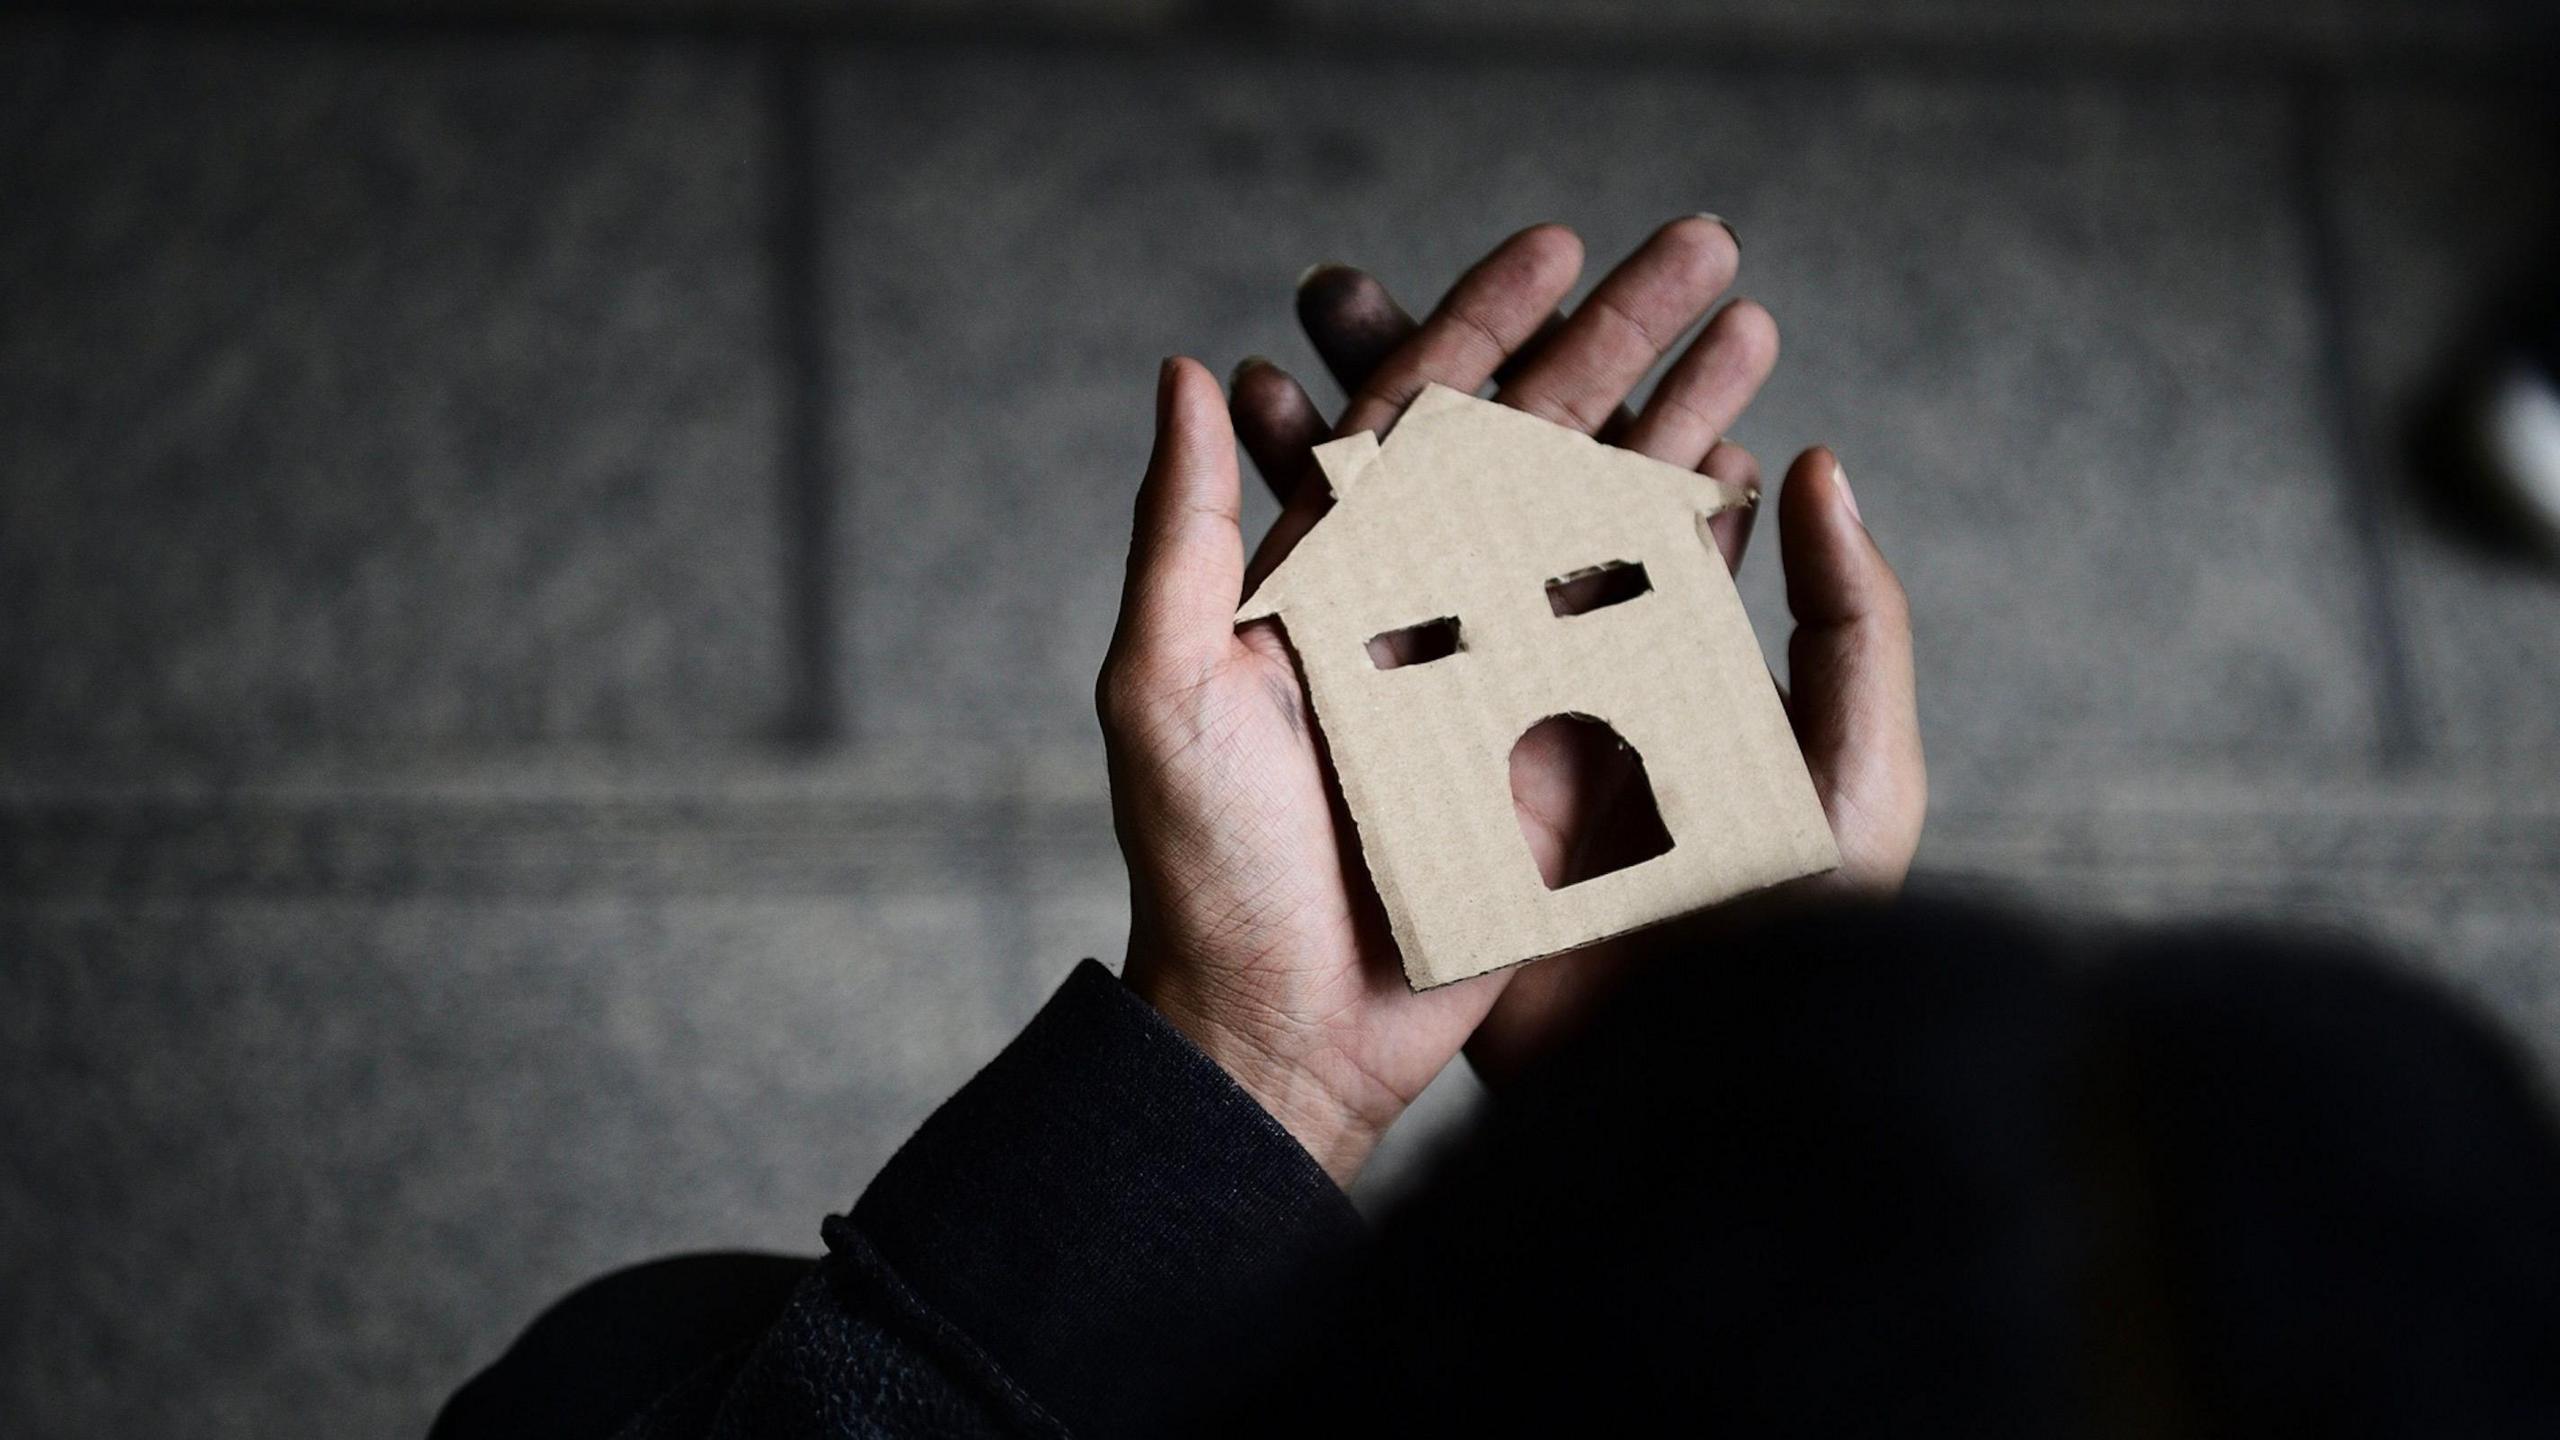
[[1238, 383, 1838, 989]]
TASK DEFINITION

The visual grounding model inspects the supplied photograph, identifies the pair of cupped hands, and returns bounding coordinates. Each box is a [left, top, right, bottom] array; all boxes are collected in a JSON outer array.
[[1098, 218, 1927, 1184]]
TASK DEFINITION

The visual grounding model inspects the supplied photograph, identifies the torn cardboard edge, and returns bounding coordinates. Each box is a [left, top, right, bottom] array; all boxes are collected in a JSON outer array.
[[1238, 383, 1838, 990]]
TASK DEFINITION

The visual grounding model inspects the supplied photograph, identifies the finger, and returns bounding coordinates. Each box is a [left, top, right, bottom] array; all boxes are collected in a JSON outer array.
[[1501, 309, 1643, 443], [1498, 214, 1739, 435], [1492, 307, 1569, 388], [1296, 263, 1417, 398], [1232, 360, 1340, 593], [1778, 447, 1925, 884], [1291, 263, 1638, 502], [1241, 486, 1323, 596], [1229, 357, 1328, 505], [1617, 297, 1780, 469], [1780, 447, 1895, 629], [1112, 357, 1247, 667], [1467, 939, 1632, 1088], [1701, 440, 1761, 574], [1337, 223, 1585, 439]]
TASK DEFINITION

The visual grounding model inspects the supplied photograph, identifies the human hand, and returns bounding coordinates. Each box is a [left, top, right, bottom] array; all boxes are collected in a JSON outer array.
[[1230, 220, 1926, 1084], [1102, 356, 1501, 1185], [1105, 218, 1879, 1183]]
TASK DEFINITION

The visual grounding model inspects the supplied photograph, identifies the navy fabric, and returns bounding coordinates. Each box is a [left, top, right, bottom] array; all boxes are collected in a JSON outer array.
[[435, 960, 1358, 1440], [849, 959, 1362, 1437]]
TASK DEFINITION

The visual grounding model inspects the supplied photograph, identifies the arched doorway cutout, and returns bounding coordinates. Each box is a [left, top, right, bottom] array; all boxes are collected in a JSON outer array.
[[1508, 714, 1675, 890]]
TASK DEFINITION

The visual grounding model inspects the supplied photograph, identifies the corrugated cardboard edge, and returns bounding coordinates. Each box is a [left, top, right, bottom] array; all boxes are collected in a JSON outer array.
[[1237, 384, 1837, 989]]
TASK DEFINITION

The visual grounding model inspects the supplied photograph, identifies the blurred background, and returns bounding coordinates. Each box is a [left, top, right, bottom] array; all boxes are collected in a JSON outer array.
[[4, 0, 2558, 1433]]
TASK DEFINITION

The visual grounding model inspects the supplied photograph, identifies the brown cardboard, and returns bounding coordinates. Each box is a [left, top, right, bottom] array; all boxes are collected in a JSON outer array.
[[1238, 383, 1839, 989]]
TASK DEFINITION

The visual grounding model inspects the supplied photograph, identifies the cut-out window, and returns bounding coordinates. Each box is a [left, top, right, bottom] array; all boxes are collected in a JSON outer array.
[[1367, 616, 1461, 670], [1509, 714, 1675, 889], [1546, 560, 1651, 617]]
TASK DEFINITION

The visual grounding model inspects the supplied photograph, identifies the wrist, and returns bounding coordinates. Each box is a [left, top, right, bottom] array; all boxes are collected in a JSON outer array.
[[1123, 958, 1387, 1186]]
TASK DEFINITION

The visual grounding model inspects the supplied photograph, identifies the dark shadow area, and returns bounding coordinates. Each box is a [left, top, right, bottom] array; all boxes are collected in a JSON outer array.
[[2381, 100, 2560, 570], [1544, 558, 1651, 617], [431, 1251, 806, 1440], [1225, 900, 2560, 1436], [1365, 615, 1462, 669], [2403, 282, 2560, 568]]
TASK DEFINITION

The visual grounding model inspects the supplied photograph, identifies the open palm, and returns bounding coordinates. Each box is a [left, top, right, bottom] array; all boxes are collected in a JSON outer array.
[[1104, 220, 1924, 1182], [1104, 361, 1505, 1186]]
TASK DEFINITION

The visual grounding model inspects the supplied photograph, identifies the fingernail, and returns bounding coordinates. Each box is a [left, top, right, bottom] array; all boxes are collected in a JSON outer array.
[[1230, 354, 1274, 388], [1296, 261, 1350, 291], [1158, 356, 1179, 406], [1695, 212, 1738, 247], [1833, 458, 1862, 524]]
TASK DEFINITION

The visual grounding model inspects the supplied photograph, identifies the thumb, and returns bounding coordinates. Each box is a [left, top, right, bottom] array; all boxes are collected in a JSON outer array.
[[1778, 447, 1925, 884], [1110, 357, 1246, 670]]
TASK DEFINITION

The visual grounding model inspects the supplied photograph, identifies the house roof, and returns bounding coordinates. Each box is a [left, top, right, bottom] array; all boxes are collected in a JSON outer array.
[[1236, 382, 1754, 623]]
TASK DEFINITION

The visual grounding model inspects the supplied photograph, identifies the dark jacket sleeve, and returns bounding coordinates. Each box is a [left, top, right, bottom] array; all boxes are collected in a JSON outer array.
[[617, 959, 1364, 1439]]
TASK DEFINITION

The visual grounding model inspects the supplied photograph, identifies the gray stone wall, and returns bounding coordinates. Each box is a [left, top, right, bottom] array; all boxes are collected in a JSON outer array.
[[4, 5, 2557, 1434]]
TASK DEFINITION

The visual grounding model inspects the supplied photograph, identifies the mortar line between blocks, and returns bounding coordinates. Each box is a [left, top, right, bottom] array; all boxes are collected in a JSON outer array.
[[765, 43, 845, 747], [2286, 69, 2425, 770]]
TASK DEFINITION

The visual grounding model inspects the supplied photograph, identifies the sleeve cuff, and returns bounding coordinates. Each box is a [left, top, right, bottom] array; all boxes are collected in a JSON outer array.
[[843, 958, 1363, 1436]]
